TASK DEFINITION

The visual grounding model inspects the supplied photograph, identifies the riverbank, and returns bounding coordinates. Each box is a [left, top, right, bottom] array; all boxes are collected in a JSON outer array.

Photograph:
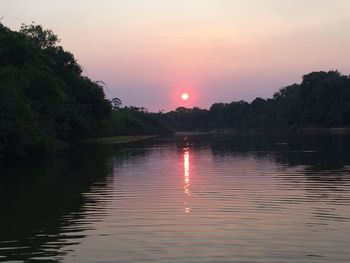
[[175, 127, 350, 136], [83, 135, 159, 144]]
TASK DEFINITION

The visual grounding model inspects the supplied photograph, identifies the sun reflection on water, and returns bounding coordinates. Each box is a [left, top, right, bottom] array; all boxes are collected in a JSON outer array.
[[184, 149, 190, 194], [183, 146, 191, 213]]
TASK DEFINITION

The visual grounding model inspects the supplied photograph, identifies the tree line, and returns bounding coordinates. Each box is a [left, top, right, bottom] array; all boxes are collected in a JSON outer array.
[[154, 71, 350, 131], [0, 23, 169, 160], [1, 22, 350, 160]]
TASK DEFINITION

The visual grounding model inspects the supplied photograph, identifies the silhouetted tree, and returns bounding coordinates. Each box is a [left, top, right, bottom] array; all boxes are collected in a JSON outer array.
[[111, 97, 122, 110], [155, 71, 350, 131], [0, 22, 111, 159]]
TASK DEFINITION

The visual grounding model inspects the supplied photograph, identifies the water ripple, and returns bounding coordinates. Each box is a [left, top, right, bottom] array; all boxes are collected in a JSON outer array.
[[1, 135, 350, 262]]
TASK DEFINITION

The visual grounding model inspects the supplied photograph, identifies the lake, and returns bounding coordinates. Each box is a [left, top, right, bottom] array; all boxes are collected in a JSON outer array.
[[1, 134, 350, 262]]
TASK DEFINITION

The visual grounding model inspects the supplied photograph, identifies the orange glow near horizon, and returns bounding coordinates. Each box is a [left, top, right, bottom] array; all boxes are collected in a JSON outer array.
[[3, 1, 350, 111], [174, 85, 197, 109]]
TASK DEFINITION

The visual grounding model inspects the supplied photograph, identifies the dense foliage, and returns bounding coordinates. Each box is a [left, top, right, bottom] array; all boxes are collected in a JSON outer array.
[[155, 71, 350, 131], [2, 22, 349, 160], [102, 106, 172, 136], [0, 23, 113, 158], [0, 23, 172, 160]]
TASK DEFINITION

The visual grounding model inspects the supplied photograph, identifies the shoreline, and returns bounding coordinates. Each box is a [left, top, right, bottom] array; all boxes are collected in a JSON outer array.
[[83, 135, 159, 145], [175, 127, 350, 136]]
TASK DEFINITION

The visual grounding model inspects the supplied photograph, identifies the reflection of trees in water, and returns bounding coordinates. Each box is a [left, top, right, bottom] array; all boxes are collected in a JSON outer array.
[[208, 134, 350, 220], [0, 143, 149, 262], [1, 135, 348, 260], [211, 135, 350, 201], [208, 134, 350, 172]]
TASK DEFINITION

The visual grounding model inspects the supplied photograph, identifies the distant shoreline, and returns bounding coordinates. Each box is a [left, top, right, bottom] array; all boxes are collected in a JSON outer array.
[[83, 135, 158, 145], [175, 127, 350, 136]]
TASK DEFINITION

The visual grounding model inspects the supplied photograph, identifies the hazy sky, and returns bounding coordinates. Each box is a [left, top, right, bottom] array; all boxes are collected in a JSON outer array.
[[2, 0, 350, 111]]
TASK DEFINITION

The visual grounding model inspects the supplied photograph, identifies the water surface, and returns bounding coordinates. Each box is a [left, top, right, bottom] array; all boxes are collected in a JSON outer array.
[[1, 134, 350, 262]]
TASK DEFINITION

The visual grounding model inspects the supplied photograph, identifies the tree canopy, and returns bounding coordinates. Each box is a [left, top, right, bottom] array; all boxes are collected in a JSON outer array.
[[0, 23, 111, 159], [155, 71, 350, 131], [0, 22, 172, 160], [2, 22, 350, 160]]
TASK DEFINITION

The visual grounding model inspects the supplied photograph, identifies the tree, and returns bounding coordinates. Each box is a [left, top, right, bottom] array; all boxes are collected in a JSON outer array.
[[0, 22, 111, 159], [155, 71, 350, 131], [20, 23, 59, 49], [111, 97, 122, 110]]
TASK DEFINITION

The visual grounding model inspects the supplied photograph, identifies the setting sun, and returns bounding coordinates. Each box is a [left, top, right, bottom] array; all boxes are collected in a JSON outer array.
[[181, 93, 189, 101]]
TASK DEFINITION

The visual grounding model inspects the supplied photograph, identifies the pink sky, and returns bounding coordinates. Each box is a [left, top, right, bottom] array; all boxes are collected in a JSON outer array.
[[2, 0, 350, 111]]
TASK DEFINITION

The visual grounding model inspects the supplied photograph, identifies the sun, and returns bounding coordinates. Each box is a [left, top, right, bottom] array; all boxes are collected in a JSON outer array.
[[181, 92, 189, 101]]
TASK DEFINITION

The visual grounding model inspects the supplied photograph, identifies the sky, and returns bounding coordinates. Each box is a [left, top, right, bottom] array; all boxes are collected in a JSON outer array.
[[1, 0, 350, 111]]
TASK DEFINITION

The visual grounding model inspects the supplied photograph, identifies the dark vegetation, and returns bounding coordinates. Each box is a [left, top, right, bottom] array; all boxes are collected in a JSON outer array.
[[154, 71, 350, 131], [102, 98, 171, 136], [0, 23, 169, 160], [1, 22, 350, 160]]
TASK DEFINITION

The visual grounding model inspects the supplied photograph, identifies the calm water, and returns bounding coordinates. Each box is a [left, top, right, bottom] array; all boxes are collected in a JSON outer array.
[[1, 134, 350, 262]]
